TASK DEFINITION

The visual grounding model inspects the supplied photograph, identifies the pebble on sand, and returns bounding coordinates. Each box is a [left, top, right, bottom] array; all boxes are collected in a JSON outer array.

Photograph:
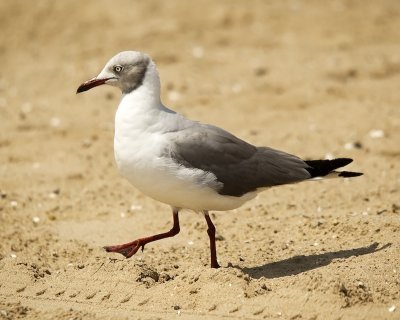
[[368, 129, 385, 139], [130, 204, 143, 212], [192, 46, 204, 59], [50, 117, 61, 128], [388, 305, 396, 312], [168, 91, 181, 102], [344, 141, 363, 150]]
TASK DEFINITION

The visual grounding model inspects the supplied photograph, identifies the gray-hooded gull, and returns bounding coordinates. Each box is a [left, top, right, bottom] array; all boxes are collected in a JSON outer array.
[[77, 51, 362, 268]]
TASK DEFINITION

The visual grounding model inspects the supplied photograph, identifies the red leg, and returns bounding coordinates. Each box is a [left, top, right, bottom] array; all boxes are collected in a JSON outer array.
[[104, 209, 180, 258], [204, 211, 220, 268]]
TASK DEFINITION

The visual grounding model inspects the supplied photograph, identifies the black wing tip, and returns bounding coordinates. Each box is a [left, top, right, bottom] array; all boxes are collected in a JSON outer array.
[[305, 157, 356, 178], [305, 157, 353, 168], [338, 171, 363, 178], [335, 158, 353, 166]]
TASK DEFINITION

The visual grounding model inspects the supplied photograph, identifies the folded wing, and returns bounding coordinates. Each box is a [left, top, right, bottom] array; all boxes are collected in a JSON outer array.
[[168, 124, 311, 197]]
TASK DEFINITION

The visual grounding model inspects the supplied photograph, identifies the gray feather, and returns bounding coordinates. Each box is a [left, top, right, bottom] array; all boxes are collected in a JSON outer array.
[[168, 124, 311, 197]]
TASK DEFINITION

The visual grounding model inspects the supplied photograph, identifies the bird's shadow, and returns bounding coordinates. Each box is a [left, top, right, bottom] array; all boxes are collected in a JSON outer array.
[[238, 242, 391, 279]]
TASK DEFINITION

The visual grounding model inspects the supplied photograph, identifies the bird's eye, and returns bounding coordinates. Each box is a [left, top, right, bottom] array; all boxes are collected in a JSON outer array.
[[114, 65, 123, 73]]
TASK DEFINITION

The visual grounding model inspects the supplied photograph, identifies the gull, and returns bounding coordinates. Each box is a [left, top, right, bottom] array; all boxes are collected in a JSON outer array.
[[77, 51, 362, 268]]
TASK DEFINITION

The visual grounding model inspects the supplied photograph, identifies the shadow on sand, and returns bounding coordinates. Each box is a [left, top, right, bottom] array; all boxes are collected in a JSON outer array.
[[239, 242, 391, 279]]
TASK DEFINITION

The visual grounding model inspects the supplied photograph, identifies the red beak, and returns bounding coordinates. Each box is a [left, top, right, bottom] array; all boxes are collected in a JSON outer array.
[[76, 77, 110, 94]]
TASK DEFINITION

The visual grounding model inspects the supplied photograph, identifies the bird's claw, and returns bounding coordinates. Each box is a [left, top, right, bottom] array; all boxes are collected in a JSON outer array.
[[103, 240, 144, 258]]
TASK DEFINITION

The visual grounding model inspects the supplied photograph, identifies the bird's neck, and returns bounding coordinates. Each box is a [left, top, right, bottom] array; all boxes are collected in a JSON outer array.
[[115, 61, 173, 134], [122, 60, 162, 108]]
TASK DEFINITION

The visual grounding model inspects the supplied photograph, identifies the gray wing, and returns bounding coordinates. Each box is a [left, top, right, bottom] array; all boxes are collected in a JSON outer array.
[[167, 124, 312, 197]]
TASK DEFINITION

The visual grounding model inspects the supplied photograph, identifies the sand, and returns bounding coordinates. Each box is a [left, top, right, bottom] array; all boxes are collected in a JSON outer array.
[[0, 1, 399, 319]]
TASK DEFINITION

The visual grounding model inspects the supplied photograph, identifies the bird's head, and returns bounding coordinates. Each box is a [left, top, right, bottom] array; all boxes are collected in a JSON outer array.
[[77, 51, 150, 94]]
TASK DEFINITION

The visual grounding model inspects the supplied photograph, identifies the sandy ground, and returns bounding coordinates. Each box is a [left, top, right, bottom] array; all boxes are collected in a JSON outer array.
[[1, 0, 399, 319]]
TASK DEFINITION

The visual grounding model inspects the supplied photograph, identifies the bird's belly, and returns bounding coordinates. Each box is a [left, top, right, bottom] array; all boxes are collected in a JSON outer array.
[[115, 146, 255, 211], [130, 172, 254, 211]]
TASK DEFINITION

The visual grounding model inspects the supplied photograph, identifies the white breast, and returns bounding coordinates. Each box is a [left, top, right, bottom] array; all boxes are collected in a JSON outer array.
[[113, 94, 255, 211]]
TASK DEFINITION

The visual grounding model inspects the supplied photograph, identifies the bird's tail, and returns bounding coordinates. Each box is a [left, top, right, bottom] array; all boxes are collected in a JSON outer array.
[[305, 158, 363, 179]]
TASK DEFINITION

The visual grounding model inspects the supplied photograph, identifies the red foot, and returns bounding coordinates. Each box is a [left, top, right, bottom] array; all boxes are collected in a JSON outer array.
[[103, 239, 145, 258], [104, 210, 180, 259]]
